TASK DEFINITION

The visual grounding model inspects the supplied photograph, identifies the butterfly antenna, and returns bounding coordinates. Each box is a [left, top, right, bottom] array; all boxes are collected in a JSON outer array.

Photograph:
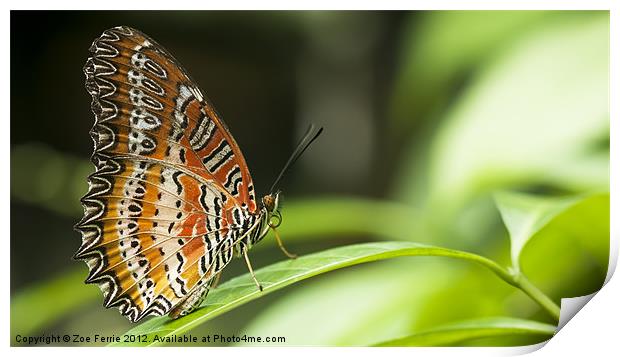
[[269, 124, 324, 193]]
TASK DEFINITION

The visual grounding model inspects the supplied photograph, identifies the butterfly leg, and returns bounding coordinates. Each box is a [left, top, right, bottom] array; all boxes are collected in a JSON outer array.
[[242, 249, 263, 292], [168, 276, 215, 319], [271, 226, 297, 259], [210, 272, 222, 289]]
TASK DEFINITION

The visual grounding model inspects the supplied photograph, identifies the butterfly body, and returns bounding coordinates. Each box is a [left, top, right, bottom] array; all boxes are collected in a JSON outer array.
[[75, 26, 279, 322]]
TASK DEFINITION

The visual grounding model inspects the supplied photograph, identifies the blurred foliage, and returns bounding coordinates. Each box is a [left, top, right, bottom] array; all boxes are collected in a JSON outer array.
[[391, 11, 550, 132], [426, 14, 608, 207], [10, 268, 99, 336], [10, 10, 609, 347], [394, 12, 608, 234], [11, 143, 90, 217]]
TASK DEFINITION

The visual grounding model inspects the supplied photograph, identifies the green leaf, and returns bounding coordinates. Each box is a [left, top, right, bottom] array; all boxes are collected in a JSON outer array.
[[10, 268, 100, 335], [518, 193, 609, 299], [239, 260, 459, 346], [110, 241, 512, 346], [407, 194, 608, 333], [494, 191, 581, 271], [373, 317, 555, 347], [494, 191, 609, 296]]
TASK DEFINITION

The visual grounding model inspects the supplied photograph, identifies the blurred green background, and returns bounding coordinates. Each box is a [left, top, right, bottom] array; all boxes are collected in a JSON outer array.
[[10, 10, 609, 346]]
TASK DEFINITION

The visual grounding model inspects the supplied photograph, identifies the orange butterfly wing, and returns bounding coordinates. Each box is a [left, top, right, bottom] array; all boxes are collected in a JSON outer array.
[[75, 26, 260, 322]]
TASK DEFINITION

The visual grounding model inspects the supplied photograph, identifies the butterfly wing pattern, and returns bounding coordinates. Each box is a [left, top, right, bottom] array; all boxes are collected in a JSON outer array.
[[75, 26, 265, 322]]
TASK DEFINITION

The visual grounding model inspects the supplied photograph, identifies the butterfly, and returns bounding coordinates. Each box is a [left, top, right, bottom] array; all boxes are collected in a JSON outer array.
[[74, 26, 321, 323]]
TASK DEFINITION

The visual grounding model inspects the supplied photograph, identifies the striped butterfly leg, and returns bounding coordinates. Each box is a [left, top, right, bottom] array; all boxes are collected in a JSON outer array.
[[169, 274, 219, 319]]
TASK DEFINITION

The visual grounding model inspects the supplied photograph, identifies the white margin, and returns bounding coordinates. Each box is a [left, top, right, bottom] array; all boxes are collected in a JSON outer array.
[[3, 1, 617, 356]]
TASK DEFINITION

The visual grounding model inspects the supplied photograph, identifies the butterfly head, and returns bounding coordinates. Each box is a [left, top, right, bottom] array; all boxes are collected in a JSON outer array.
[[262, 192, 281, 219], [249, 192, 282, 246]]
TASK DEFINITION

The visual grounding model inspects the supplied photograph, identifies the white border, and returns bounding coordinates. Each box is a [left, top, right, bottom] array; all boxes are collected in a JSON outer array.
[[1, 0, 616, 11], [3, 1, 617, 356]]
